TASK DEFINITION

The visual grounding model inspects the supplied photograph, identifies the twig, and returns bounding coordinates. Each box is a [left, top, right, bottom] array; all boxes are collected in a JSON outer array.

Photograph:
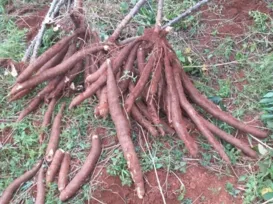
[[155, 0, 164, 32], [108, 0, 147, 42], [22, 36, 37, 62], [52, 0, 67, 18], [261, 197, 273, 204], [140, 127, 167, 204], [162, 0, 210, 28], [30, 0, 65, 62], [248, 134, 273, 151], [192, 192, 204, 203], [119, 36, 139, 45]]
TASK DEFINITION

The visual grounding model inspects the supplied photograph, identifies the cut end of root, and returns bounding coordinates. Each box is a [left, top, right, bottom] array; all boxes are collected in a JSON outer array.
[[46, 149, 54, 162], [137, 187, 144, 199], [58, 186, 65, 192], [104, 45, 110, 51], [92, 135, 99, 139], [165, 26, 173, 33], [106, 58, 111, 65]]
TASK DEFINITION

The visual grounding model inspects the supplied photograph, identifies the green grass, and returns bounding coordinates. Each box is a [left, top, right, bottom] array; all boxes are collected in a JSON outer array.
[[0, 16, 27, 61]]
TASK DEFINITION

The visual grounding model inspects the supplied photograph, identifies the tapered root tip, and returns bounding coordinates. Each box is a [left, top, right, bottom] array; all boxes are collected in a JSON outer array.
[[69, 101, 76, 109], [10, 84, 22, 95], [137, 187, 145, 199], [59, 194, 68, 202]]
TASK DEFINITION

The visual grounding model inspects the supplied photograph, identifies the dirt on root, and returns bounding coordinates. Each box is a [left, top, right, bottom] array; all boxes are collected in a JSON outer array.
[[91, 164, 241, 204]]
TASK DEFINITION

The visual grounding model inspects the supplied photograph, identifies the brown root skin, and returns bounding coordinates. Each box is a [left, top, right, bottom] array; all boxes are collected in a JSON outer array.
[[164, 50, 198, 156], [9, 88, 31, 102], [202, 118, 258, 158], [85, 60, 107, 84], [10, 45, 108, 96], [69, 39, 142, 109], [173, 64, 230, 163], [58, 152, 71, 192], [137, 47, 146, 74], [147, 101, 165, 136], [45, 103, 66, 162], [46, 149, 65, 184], [48, 60, 83, 99], [125, 51, 156, 113], [59, 135, 101, 201], [85, 41, 140, 84], [39, 98, 57, 144], [180, 67, 268, 139], [49, 40, 84, 98], [35, 167, 45, 204], [69, 73, 107, 109], [0, 160, 42, 204], [41, 77, 63, 100], [84, 56, 91, 85], [135, 99, 175, 135], [36, 45, 68, 75], [95, 87, 108, 118], [16, 28, 84, 83], [15, 76, 60, 121], [131, 105, 159, 137], [107, 59, 145, 199], [17, 97, 42, 122], [89, 55, 102, 99], [149, 56, 163, 97]]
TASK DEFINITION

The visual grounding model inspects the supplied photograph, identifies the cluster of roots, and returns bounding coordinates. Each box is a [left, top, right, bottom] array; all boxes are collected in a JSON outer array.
[[3, 0, 269, 202]]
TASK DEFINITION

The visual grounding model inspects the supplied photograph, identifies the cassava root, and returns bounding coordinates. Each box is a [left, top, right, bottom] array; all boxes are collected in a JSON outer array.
[[5, 0, 269, 202]]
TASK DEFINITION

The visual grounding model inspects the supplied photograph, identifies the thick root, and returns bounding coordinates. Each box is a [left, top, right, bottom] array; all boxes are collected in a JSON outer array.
[[0, 160, 42, 204], [107, 59, 145, 199], [59, 135, 101, 201]]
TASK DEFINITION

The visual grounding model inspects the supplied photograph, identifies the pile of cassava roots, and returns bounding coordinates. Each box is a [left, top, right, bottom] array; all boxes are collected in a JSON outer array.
[[0, 0, 269, 203]]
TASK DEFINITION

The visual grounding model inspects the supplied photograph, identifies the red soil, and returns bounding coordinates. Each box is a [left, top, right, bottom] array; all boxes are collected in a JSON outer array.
[[16, 7, 48, 42], [91, 165, 241, 204]]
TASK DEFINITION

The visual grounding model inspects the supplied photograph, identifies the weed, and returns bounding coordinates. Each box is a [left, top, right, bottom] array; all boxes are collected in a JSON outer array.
[[38, 27, 62, 55], [119, 70, 138, 83], [249, 11, 272, 32], [225, 182, 240, 198], [217, 79, 231, 98], [200, 152, 212, 166], [107, 149, 133, 186], [0, 17, 26, 61], [260, 91, 273, 130], [182, 198, 193, 204]]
